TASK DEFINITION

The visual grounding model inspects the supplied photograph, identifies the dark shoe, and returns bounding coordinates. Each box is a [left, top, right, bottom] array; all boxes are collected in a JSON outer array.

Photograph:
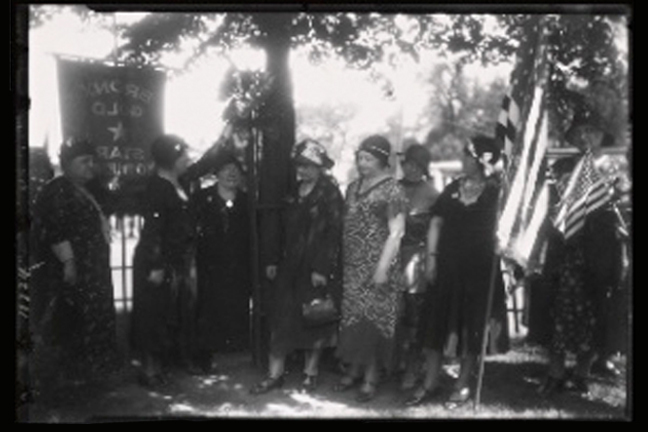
[[564, 376, 589, 394], [249, 375, 284, 395], [301, 374, 318, 392], [404, 386, 442, 407], [333, 375, 361, 392], [590, 359, 622, 378], [445, 387, 471, 409], [355, 382, 377, 403], [537, 375, 565, 397], [137, 373, 167, 389]]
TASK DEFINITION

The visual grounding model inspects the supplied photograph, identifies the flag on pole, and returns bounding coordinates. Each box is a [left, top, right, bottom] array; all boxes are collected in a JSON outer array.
[[553, 149, 612, 240], [496, 16, 552, 269]]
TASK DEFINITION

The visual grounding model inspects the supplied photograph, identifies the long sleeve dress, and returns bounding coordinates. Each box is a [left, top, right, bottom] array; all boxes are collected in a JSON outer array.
[[336, 177, 407, 370], [31, 176, 117, 380], [417, 178, 509, 357], [130, 175, 196, 365], [262, 175, 344, 356], [192, 187, 251, 354]]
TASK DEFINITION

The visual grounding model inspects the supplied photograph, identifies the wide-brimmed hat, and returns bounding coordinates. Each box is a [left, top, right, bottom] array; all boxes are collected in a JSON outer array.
[[292, 139, 334, 169], [59, 137, 95, 165], [357, 135, 392, 167]]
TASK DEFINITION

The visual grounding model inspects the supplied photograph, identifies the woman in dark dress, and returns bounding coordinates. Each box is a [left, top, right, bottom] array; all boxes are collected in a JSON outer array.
[[406, 135, 508, 407], [334, 135, 408, 402], [130, 134, 196, 386], [192, 150, 251, 371], [250, 139, 344, 394], [395, 144, 439, 391], [31, 138, 117, 386]]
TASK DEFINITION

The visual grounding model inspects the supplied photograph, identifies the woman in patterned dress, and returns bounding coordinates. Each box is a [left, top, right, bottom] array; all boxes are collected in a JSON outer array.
[[538, 113, 623, 396], [31, 138, 117, 387], [251, 139, 344, 394], [335, 135, 407, 402]]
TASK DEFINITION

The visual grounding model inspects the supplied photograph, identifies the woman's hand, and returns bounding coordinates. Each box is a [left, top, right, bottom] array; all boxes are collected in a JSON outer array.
[[148, 269, 165, 286], [311, 272, 327, 288], [424, 256, 437, 284], [373, 267, 389, 294], [62, 260, 77, 285], [266, 265, 278, 281]]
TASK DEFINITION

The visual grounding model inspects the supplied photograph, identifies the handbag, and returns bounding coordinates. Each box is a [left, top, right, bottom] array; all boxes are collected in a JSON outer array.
[[302, 295, 339, 328]]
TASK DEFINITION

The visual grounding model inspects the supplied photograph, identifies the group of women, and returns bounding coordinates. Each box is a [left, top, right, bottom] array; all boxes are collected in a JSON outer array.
[[245, 133, 510, 407], [29, 112, 627, 407]]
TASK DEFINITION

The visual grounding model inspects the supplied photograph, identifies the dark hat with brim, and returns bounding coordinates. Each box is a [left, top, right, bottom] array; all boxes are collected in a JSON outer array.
[[150, 134, 188, 169], [400, 143, 432, 175], [59, 137, 95, 165], [466, 135, 501, 165], [212, 148, 245, 174], [293, 139, 334, 169]]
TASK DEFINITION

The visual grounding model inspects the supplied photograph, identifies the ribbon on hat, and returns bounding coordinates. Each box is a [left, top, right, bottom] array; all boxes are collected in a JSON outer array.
[[465, 141, 496, 176], [293, 139, 333, 168]]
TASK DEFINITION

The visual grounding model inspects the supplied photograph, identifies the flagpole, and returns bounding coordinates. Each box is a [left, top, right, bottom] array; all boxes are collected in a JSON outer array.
[[474, 177, 505, 410]]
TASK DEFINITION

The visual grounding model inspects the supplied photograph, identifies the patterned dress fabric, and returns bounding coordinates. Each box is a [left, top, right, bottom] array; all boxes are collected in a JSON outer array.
[[549, 205, 625, 358], [31, 176, 117, 380], [336, 177, 407, 369]]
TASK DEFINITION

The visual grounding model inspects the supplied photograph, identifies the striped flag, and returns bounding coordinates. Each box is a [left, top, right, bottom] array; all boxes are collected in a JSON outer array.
[[553, 149, 612, 240], [496, 15, 552, 269]]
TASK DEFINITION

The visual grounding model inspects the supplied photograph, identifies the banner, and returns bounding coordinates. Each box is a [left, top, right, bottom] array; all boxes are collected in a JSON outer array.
[[57, 58, 165, 212]]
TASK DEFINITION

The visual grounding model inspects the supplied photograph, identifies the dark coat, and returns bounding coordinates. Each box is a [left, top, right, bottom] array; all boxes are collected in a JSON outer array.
[[262, 174, 344, 355]]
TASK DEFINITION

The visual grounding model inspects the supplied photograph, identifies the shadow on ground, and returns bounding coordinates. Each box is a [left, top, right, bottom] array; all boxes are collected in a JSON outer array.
[[22, 343, 630, 422]]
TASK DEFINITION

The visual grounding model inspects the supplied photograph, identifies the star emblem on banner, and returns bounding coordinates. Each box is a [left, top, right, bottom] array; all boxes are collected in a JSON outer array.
[[108, 121, 126, 142]]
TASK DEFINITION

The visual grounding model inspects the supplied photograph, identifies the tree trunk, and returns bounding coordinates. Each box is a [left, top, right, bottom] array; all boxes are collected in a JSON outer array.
[[249, 13, 296, 369], [256, 13, 296, 208]]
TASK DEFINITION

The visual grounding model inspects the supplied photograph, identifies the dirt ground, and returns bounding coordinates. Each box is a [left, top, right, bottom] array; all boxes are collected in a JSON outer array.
[[19, 340, 630, 422]]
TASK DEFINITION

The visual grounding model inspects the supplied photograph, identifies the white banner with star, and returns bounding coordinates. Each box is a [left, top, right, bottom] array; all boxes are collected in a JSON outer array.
[[56, 57, 165, 211]]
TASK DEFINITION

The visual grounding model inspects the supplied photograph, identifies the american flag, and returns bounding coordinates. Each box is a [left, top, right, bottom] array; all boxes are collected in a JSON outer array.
[[496, 15, 552, 269], [553, 149, 612, 240]]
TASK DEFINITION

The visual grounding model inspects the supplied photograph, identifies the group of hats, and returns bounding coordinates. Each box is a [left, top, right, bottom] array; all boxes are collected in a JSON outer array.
[[60, 132, 503, 174]]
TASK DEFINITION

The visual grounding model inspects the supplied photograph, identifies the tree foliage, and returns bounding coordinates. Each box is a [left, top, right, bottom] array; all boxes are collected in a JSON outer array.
[[30, 6, 631, 153]]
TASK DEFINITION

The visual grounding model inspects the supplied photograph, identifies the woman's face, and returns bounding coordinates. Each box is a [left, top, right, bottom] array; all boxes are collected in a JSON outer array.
[[296, 162, 321, 184], [356, 150, 384, 178], [401, 159, 423, 181], [64, 155, 95, 184], [571, 125, 604, 151], [217, 162, 242, 190]]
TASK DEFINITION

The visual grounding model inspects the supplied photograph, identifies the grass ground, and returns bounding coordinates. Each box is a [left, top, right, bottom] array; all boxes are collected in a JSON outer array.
[[23, 339, 630, 422]]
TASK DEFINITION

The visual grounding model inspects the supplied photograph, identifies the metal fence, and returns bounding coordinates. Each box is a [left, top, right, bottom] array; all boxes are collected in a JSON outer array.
[[108, 211, 527, 339]]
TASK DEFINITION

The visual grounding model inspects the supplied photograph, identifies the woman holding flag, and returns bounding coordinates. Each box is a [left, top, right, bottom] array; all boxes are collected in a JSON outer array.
[[538, 109, 623, 396], [405, 135, 509, 408]]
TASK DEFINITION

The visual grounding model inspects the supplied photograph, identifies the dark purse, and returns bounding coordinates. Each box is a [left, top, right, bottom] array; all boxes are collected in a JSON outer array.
[[302, 294, 339, 328]]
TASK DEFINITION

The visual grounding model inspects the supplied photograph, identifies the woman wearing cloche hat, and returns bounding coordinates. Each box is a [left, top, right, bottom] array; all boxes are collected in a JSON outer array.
[[406, 134, 509, 408], [251, 138, 344, 394], [31, 137, 118, 387]]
